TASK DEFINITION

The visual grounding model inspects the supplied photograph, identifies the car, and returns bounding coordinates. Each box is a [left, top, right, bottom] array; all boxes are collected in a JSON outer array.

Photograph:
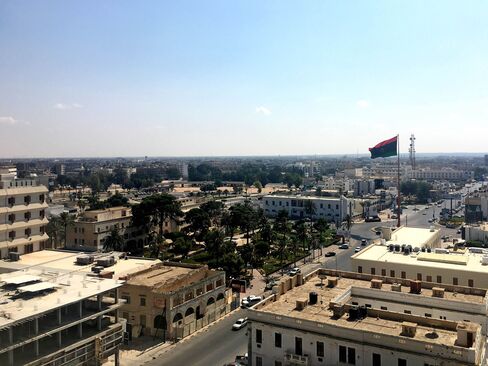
[[241, 295, 262, 308], [288, 267, 301, 276], [265, 280, 277, 290], [457, 229, 462, 234], [232, 318, 248, 330], [428, 219, 433, 223], [375, 230, 381, 235], [354, 247, 361, 253], [235, 354, 249, 366], [365, 216, 381, 222], [391, 214, 397, 219], [324, 251, 336, 257], [422, 212, 427, 215], [361, 239, 367, 246], [339, 243, 349, 249]]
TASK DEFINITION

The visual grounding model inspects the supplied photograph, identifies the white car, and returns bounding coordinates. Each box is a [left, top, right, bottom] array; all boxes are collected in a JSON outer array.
[[288, 267, 301, 276], [232, 318, 248, 330], [355, 247, 361, 253], [241, 295, 263, 308]]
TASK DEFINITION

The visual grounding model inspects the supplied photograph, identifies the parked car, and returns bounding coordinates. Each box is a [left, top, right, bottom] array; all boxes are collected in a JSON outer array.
[[265, 280, 277, 290], [288, 267, 301, 276], [355, 247, 361, 253], [391, 214, 398, 219], [365, 216, 381, 222], [325, 251, 336, 257], [339, 243, 349, 249], [235, 354, 249, 366], [361, 239, 367, 246], [457, 229, 462, 234], [241, 296, 263, 308], [232, 318, 248, 330]]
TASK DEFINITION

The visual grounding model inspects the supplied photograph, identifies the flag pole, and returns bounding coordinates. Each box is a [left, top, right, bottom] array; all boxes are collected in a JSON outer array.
[[397, 134, 401, 227]]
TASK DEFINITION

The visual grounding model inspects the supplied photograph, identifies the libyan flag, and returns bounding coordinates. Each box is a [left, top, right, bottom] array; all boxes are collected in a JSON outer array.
[[369, 136, 398, 159]]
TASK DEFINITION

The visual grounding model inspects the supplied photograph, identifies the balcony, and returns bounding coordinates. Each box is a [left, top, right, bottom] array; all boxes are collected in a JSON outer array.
[[284, 353, 309, 365]]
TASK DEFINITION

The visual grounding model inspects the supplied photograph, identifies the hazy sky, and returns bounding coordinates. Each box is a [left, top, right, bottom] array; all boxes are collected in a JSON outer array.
[[1, 1, 487, 157]]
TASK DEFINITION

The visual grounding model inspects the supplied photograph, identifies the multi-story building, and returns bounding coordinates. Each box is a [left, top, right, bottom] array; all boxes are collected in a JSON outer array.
[[351, 237, 488, 288], [0, 268, 124, 366], [353, 179, 376, 197], [0, 168, 49, 259], [465, 194, 488, 224], [65, 206, 145, 252], [262, 195, 349, 223], [247, 268, 487, 366], [408, 168, 474, 182], [120, 262, 229, 341], [464, 223, 488, 244]]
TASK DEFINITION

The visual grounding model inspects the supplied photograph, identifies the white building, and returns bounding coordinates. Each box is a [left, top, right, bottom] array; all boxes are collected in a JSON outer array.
[[353, 179, 376, 196], [247, 268, 486, 366], [262, 195, 349, 223], [0, 168, 49, 258], [408, 169, 474, 182], [464, 223, 488, 244]]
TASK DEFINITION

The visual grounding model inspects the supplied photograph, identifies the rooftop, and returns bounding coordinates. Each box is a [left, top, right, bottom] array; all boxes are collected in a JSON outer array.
[[253, 271, 484, 350], [352, 244, 488, 274], [386, 226, 440, 248], [0, 250, 161, 280], [0, 268, 122, 328]]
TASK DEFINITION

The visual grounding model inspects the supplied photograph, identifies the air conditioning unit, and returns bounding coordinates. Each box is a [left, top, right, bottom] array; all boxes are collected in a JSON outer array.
[[401, 322, 417, 337], [391, 283, 402, 292], [296, 299, 308, 311], [432, 287, 445, 298], [284, 354, 309, 365], [371, 279, 383, 289]]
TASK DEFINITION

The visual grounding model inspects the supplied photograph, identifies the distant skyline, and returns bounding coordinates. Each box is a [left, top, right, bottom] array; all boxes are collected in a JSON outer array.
[[1, 1, 487, 158]]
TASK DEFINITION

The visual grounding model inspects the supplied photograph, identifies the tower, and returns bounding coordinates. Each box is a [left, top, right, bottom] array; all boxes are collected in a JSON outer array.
[[409, 134, 416, 170]]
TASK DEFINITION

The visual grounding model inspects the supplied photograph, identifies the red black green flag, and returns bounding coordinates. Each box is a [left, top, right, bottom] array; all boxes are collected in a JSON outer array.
[[369, 136, 398, 159]]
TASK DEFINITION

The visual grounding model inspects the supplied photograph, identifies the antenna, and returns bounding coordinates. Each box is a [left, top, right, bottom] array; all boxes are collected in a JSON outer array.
[[409, 134, 416, 170]]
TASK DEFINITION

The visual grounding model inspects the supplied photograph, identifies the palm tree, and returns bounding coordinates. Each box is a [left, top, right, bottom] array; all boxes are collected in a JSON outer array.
[[104, 226, 125, 252], [59, 212, 75, 247], [274, 210, 289, 271], [46, 216, 62, 248]]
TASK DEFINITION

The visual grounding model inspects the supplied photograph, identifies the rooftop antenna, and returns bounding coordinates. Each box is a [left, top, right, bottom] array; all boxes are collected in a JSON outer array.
[[409, 134, 416, 170]]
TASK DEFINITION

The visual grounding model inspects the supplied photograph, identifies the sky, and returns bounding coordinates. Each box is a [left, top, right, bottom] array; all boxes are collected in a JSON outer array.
[[1, 1, 487, 158]]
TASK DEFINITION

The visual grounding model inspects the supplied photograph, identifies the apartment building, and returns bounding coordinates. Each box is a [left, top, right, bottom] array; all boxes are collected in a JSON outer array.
[[120, 262, 229, 341], [465, 194, 488, 224], [66, 206, 144, 251], [0, 268, 124, 366], [408, 168, 474, 182], [464, 223, 488, 244], [0, 168, 49, 259], [262, 195, 349, 223], [247, 268, 486, 366]]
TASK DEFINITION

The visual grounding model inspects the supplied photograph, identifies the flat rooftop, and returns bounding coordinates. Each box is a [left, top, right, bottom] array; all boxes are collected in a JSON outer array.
[[353, 244, 488, 274], [0, 250, 161, 280], [0, 268, 122, 328], [257, 274, 483, 347], [387, 226, 440, 248]]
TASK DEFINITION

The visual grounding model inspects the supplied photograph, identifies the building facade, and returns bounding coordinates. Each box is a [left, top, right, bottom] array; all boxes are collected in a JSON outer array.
[[0, 168, 49, 259], [408, 169, 474, 182], [120, 262, 230, 341], [246, 268, 486, 366], [262, 195, 349, 223], [66, 206, 145, 252]]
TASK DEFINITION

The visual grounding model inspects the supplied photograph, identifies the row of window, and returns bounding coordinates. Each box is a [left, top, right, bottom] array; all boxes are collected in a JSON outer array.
[[8, 226, 45, 239], [7, 210, 45, 223], [6, 194, 45, 206], [357, 266, 475, 287], [266, 200, 340, 210]]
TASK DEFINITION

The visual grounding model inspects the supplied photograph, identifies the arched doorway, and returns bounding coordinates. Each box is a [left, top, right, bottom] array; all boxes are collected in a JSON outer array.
[[153, 315, 167, 340]]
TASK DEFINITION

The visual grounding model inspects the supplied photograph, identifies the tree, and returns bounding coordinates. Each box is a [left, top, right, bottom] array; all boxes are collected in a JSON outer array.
[[46, 216, 62, 248], [274, 210, 290, 269], [173, 237, 192, 259], [87, 194, 106, 211], [131, 193, 184, 258], [184, 208, 211, 241], [253, 181, 263, 193], [106, 192, 129, 207], [200, 200, 224, 225], [293, 220, 308, 263], [304, 200, 316, 221], [59, 212, 75, 247], [104, 227, 124, 252]]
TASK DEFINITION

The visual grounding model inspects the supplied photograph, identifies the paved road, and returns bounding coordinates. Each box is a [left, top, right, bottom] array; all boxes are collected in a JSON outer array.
[[149, 309, 248, 366]]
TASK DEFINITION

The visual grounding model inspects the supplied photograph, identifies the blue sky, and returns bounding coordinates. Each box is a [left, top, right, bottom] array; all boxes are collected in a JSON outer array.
[[1, 1, 487, 157]]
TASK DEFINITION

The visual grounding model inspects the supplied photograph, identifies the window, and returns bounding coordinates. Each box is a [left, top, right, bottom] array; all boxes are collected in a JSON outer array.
[[468, 279, 474, 287], [401, 271, 406, 279], [404, 310, 411, 314], [74, 227, 78, 233], [426, 275, 432, 282], [398, 359, 407, 366], [372, 353, 381, 366], [381, 306, 387, 310], [275, 333, 282, 348], [39, 210, 45, 218], [256, 329, 262, 344], [339, 346, 347, 363], [75, 239, 78, 244], [417, 273, 422, 281], [8, 214, 15, 223], [8, 231, 16, 239], [436, 275, 442, 283], [453, 277, 458, 285], [317, 341, 324, 357], [295, 337, 302, 356], [371, 268, 376, 275], [39, 194, 45, 202], [425, 313, 432, 317], [381, 269, 386, 276], [390, 270, 395, 277], [24, 212, 31, 220], [25, 228, 31, 236], [25, 244, 33, 254], [256, 357, 263, 366], [122, 312, 129, 320], [140, 297, 146, 306], [121, 295, 131, 304], [357, 266, 362, 273], [24, 195, 31, 204], [347, 347, 356, 365]]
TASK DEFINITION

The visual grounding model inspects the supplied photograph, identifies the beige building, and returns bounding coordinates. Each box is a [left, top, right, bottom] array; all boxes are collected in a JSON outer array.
[[66, 206, 145, 252], [381, 226, 442, 248], [247, 268, 487, 366], [0, 168, 49, 259], [464, 223, 488, 244], [120, 262, 229, 341]]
